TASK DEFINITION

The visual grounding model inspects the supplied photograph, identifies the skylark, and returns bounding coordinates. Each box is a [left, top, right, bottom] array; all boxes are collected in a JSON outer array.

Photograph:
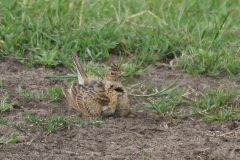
[[60, 52, 131, 117]]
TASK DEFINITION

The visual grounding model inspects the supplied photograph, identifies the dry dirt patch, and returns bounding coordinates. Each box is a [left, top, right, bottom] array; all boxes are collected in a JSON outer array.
[[1, 57, 240, 159]]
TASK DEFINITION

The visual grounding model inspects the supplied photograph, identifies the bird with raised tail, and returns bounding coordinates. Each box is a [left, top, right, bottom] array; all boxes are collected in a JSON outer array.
[[60, 52, 131, 117]]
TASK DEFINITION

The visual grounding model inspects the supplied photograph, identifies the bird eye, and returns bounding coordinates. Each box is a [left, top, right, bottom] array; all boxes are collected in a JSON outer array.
[[110, 72, 114, 75]]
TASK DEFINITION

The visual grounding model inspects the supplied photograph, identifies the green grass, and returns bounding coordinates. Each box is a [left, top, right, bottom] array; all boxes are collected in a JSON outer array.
[[22, 112, 104, 132], [45, 85, 63, 102], [34, 48, 61, 67], [0, 95, 18, 112], [136, 82, 240, 121], [1, 0, 240, 77], [19, 86, 34, 99], [0, 113, 104, 133], [0, 132, 18, 144], [178, 48, 224, 76], [19, 85, 63, 102], [189, 85, 240, 121], [143, 87, 187, 116]]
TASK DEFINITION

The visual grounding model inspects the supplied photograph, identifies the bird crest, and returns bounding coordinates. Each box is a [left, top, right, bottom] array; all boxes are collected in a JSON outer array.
[[110, 62, 121, 72]]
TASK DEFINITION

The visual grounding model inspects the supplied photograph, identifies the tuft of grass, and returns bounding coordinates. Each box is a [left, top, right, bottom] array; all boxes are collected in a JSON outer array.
[[45, 85, 63, 102], [42, 73, 76, 80], [224, 56, 240, 80], [35, 49, 60, 67], [0, 117, 9, 124], [0, 132, 18, 144], [178, 48, 224, 76], [0, 113, 104, 133], [18, 85, 63, 102], [135, 83, 240, 121], [130, 77, 188, 116], [34, 90, 44, 100], [129, 76, 180, 97], [143, 87, 187, 116], [19, 87, 34, 100], [0, 96, 17, 112], [120, 60, 152, 78], [22, 113, 104, 132], [11, 123, 26, 131], [189, 85, 240, 121], [0, 117, 25, 131]]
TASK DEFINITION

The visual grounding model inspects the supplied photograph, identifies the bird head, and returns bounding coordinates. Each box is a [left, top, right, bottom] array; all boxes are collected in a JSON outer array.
[[105, 62, 125, 82]]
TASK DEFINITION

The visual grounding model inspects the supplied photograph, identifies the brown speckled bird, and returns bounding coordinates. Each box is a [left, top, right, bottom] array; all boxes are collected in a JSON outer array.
[[60, 52, 131, 117], [102, 63, 131, 117]]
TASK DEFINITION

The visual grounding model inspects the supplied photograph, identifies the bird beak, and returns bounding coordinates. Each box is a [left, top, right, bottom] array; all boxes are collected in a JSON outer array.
[[119, 72, 126, 77]]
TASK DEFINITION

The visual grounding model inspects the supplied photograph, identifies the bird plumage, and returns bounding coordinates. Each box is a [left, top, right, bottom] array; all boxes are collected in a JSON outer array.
[[60, 51, 131, 117]]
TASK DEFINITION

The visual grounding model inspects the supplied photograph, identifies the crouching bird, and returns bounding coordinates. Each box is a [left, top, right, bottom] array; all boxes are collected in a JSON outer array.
[[60, 51, 131, 117]]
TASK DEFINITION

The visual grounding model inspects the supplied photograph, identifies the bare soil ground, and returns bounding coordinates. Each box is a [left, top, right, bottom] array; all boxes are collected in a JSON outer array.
[[1, 57, 240, 160]]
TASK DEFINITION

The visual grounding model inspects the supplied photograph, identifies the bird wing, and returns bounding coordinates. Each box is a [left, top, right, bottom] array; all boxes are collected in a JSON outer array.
[[70, 83, 110, 116], [60, 82, 92, 116]]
